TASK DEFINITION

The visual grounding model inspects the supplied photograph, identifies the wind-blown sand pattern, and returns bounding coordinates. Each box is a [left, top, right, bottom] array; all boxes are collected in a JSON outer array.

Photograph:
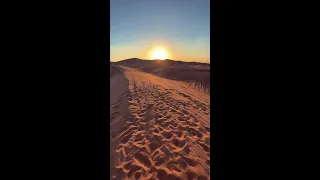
[[110, 59, 210, 180]]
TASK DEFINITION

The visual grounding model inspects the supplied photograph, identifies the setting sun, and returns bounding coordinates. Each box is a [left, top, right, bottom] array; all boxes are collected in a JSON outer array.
[[151, 48, 168, 60]]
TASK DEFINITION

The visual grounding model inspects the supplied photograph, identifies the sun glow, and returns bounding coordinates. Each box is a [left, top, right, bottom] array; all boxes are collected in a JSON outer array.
[[151, 48, 168, 60]]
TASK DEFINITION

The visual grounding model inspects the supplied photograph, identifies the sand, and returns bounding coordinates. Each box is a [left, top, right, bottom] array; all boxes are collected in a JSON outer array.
[[110, 59, 210, 180]]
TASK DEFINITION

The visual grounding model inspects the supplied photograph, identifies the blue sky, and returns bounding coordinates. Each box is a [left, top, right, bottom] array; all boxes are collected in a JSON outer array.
[[110, 0, 210, 63]]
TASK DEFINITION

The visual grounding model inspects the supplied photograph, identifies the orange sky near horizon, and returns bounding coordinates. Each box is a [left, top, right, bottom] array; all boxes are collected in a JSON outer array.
[[110, 38, 210, 63]]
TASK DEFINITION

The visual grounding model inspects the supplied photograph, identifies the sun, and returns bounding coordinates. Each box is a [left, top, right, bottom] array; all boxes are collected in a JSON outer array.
[[151, 48, 168, 60]]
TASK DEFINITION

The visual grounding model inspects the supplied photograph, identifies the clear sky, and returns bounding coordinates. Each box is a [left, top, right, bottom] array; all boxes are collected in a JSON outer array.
[[110, 0, 210, 63]]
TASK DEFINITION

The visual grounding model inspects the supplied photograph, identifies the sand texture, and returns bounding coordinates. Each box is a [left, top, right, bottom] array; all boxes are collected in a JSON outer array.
[[110, 59, 210, 180]]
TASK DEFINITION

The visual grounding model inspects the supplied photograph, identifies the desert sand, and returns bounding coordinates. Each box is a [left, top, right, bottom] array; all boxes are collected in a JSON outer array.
[[110, 59, 210, 180]]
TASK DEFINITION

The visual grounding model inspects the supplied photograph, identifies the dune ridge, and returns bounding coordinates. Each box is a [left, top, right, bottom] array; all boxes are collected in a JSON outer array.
[[110, 60, 210, 180], [112, 58, 210, 94]]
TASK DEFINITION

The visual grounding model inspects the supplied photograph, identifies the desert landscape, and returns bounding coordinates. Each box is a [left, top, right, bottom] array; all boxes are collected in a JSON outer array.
[[110, 58, 210, 180]]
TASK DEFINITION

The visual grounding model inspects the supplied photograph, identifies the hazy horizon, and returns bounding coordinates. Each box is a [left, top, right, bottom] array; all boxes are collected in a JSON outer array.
[[110, 57, 210, 64], [110, 0, 210, 63]]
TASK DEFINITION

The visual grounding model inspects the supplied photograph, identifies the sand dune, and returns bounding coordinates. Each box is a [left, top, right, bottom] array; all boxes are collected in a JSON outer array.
[[113, 58, 210, 94], [110, 59, 210, 180]]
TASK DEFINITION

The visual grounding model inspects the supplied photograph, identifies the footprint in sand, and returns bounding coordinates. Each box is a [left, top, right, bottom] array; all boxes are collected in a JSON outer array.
[[110, 66, 210, 179]]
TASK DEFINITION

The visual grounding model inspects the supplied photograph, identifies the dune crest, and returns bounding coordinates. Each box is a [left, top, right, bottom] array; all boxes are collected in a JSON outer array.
[[110, 61, 210, 180]]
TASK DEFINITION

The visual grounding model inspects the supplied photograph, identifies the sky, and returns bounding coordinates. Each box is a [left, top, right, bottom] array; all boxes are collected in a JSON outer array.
[[110, 0, 210, 63]]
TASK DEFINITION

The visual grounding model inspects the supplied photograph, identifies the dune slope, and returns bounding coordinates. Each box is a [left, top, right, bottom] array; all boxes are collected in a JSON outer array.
[[113, 59, 210, 94], [110, 64, 210, 180]]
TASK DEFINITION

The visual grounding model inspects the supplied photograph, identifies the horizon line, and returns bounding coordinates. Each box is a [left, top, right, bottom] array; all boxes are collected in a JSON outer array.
[[110, 58, 210, 64]]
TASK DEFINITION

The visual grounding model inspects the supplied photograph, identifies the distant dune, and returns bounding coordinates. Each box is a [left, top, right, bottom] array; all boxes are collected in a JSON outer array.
[[112, 58, 210, 94], [110, 58, 210, 180]]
